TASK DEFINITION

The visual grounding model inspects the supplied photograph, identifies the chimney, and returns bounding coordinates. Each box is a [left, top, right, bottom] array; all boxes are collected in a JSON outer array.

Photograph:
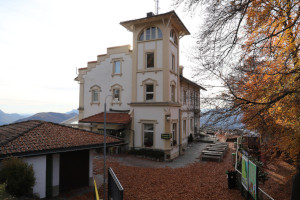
[[147, 12, 155, 17], [179, 66, 184, 76]]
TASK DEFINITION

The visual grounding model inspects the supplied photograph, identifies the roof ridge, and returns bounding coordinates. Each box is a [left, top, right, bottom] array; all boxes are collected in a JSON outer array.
[[0, 120, 45, 146], [44, 120, 106, 136]]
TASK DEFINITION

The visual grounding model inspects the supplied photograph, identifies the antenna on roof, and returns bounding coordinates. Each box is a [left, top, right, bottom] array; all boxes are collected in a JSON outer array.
[[154, 0, 160, 15]]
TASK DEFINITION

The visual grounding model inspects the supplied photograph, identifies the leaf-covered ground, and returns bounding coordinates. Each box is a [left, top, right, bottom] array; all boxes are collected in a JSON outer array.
[[60, 142, 294, 200], [69, 146, 243, 200]]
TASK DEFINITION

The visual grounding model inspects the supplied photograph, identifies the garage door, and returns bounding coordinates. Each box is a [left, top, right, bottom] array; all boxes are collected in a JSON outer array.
[[59, 150, 89, 193]]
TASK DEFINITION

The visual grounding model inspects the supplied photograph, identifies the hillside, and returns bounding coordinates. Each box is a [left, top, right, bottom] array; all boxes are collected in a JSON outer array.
[[14, 112, 77, 124], [0, 110, 29, 125], [200, 109, 244, 130]]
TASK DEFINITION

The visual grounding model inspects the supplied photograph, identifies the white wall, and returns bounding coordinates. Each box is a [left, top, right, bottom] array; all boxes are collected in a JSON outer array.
[[24, 156, 46, 199], [83, 53, 132, 118], [133, 107, 165, 149], [136, 71, 163, 102]]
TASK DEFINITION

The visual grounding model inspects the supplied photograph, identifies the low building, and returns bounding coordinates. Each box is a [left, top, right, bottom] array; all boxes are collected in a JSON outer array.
[[0, 120, 124, 198]]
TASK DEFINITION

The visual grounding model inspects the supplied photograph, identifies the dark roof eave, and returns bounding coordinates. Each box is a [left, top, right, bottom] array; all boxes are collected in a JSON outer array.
[[0, 141, 127, 160], [120, 10, 190, 36], [79, 121, 130, 125], [180, 75, 207, 91]]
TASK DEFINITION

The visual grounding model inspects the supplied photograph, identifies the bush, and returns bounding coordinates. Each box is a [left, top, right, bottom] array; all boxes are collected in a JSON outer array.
[[0, 157, 35, 197], [129, 148, 164, 161], [0, 183, 16, 200]]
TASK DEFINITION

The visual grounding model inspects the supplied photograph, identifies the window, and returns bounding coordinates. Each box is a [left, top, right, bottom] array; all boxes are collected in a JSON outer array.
[[157, 28, 162, 38], [110, 84, 123, 104], [172, 123, 177, 146], [111, 58, 123, 76], [146, 28, 151, 40], [146, 52, 154, 68], [191, 92, 194, 105], [171, 85, 176, 102], [183, 120, 187, 136], [90, 85, 101, 104], [113, 88, 120, 101], [190, 118, 193, 131], [183, 90, 187, 105], [114, 60, 121, 74], [170, 29, 178, 45], [146, 84, 154, 101], [171, 54, 175, 71], [142, 78, 157, 102], [138, 27, 163, 41], [143, 124, 154, 147], [139, 31, 144, 41], [92, 90, 99, 102]]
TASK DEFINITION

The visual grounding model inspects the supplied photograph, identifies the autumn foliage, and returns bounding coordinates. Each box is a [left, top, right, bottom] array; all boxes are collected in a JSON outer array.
[[175, 0, 299, 165], [236, 0, 300, 164]]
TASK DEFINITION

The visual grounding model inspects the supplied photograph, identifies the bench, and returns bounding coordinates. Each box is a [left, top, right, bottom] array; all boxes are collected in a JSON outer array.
[[201, 155, 222, 162], [209, 144, 228, 150], [207, 147, 226, 153], [201, 151, 224, 160]]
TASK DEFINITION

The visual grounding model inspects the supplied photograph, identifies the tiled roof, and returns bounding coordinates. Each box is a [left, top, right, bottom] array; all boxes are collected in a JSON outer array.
[[79, 112, 131, 124], [0, 120, 122, 158]]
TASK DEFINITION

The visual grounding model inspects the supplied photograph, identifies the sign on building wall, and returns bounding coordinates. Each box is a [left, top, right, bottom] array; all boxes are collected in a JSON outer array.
[[161, 133, 172, 139], [249, 160, 258, 200], [241, 155, 248, 190]]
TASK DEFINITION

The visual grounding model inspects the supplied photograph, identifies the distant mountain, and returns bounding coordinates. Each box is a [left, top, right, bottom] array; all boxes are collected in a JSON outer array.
[[200, 109, 244, 130], [66, 109, 79, 114], [14, 112, 77, 124], [0, 110, 28, 125]]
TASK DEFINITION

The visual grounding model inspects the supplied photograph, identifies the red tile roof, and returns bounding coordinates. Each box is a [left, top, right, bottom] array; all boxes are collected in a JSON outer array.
[[0, 120, 122, 158], [79, 112, 131, 124]]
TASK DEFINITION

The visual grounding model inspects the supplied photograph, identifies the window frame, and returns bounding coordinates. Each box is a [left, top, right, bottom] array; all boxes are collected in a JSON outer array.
[[111, 58, 123, 77], [183, 119, 187, 136], [170, 29, 178, 45], [142, 78, 158, 102], [138, 26, 163, 41], [143, 123, 154, 148], [110, 84, 123, 104], [146, 52, 155, 69], [89, 85, 101, 105], [171, 54, 175, 71], [170, 81, 176, 102], [145, 84, 154, 101], [172, 122, 177, 146], [183, 90, 187, 105]]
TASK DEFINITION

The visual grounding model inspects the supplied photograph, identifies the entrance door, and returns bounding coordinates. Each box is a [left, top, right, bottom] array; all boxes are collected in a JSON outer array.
[[59, 150, 89, 193]]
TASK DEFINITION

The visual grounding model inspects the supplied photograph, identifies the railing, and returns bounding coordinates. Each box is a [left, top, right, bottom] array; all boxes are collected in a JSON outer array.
[[108, 167, 123, 200], [234, 137, 274, 200]]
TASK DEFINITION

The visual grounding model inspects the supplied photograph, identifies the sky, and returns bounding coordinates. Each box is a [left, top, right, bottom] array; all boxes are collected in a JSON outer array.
[[0, 0, 202, 114]]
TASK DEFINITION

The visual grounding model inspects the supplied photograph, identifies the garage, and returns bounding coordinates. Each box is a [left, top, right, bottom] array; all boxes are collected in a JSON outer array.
[[59, 150, 89, 193]]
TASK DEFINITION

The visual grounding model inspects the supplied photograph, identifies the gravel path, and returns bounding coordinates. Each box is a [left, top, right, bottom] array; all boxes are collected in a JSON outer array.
[[109, 142, 209, 168]]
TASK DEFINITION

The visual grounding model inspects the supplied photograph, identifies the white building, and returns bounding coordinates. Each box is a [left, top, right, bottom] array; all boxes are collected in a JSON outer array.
[[76, 11, 206, 160]]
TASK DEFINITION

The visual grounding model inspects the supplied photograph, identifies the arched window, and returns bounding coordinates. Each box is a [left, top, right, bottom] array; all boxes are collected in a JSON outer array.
[[110, 84, 123, 104], [141, 78, 158, 102], [138, 27, 163, 41], [170, 29, 178, 45], [89, 85, 101, 105]]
